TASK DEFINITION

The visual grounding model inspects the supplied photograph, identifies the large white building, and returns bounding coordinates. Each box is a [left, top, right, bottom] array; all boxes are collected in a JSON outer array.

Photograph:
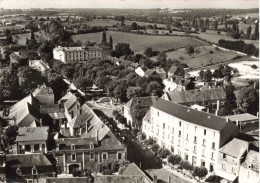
[[53, 46, 108, 63], [142, 98, 238, 172]]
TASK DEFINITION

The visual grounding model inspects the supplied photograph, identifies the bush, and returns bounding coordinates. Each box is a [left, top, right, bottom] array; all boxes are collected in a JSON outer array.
[[144, 137, 154, 145], [193, 166, 208, 179], [112, 110, 119, 116], [251, 64, 258, 69], [140, 133, 146, 140], [131, 128, 139, 137], [186, 45, 195, 54], [158, 149, 171, 159], [151, 143, 160, 152]]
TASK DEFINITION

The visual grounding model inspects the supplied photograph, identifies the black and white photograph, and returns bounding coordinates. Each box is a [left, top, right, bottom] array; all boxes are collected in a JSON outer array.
[[0, 0, 259, 183]]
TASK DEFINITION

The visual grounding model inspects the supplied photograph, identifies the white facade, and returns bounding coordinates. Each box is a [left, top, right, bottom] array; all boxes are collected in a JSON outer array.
[[142, 105, 238, 172], [53, 46, 103, 63]]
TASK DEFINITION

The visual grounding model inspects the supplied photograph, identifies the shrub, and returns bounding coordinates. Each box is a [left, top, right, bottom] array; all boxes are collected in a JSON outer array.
[[131, 128, 139, 137], [112, 110, 119, 116], [186, 45, 195, 54], [193, 166, 208, 179], [144, 137, 154, 145], [205, 175, 222, 183], [158, 149, 171, 159], [140, 133, 146, 140], [209, 51, 213, 54], [251, 64, 258, 69]]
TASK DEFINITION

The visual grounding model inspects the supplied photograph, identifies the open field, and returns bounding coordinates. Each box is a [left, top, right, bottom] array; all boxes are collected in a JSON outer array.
[[72, 31, 207, 53], [85, 18, 167, 28], [151, 45, 239, 68], [191, 30, 259, 47]]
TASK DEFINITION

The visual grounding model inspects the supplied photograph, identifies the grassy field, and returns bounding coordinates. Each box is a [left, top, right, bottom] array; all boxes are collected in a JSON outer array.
[[151, 45, 239, 68], [85, 19, 167, 28], [191, 30, 259, 47], [72, 31, 207, 54]]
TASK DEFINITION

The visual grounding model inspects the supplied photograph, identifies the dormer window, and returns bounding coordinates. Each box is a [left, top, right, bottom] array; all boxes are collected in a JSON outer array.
[[71, 144, 75, 150], [32, 166, 37, 175], [16, 167, 21, 175]]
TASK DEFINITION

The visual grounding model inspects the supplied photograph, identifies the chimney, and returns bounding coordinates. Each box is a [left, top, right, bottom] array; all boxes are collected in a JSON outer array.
[[96, 129, 99, 141], [153, 175, 157, 183]]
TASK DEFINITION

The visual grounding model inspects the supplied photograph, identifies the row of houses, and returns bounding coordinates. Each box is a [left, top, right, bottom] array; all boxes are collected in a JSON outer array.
[[0, 85, 133, 183]]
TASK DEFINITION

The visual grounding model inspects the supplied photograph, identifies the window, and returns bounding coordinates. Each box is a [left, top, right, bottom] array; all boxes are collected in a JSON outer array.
[[178, 139, 180, 146], [25, 145, 31, 152], [157, 112, 159, 116], [201, 160, 205, 167], [223, 153, 226, 159], [178, 130, 181, 137], [195, 126, 197, 132], [32, 167, 37, 175], [71, 144, 75, 150], [194, 136, 197, 143], [163, 131, 165, 138], [117, 152, 122, 160], [204, 129, 206, 135], [179, 121, 181, 127], [16, 167, 21, 175], [163, 123, 165, 129], [203, 139, 206, 146], [222, 163, 225, 169], [90, 143, 94, 149], [102, 153, 107, 161], [211, 152, 214, 159], [34, 144, 39, 152], [90, 152, 95, 161], [185, 154, 188, 160], [186, 134, 188, 140], [172, 127, 174, 133], [71, 153, 76, 161], [212, 142, 215, 150], [42, 144, 45, 152], [171, 136, 174, 143], [194, 146, 196, 152], [27, 179, 33, 183]]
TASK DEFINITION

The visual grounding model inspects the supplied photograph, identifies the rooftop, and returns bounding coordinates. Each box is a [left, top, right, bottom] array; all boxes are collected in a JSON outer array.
[[225, 113, 259, 123], [241, 150, 259, 172], [164, 88, 226, 103], [219, 138, 249, 158], [16, 126, 49, 142], [151, 98, 232, 131]]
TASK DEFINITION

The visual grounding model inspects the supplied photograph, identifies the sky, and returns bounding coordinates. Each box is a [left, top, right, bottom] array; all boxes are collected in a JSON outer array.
[[0, 0, 259, 9]]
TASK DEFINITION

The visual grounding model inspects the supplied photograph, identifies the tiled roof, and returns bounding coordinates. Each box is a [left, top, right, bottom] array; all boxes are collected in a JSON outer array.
[[64, 94, 78, 110], [94, 175, 151, 183], [151, 98, 232, 131], [16, 126, 49, 142], [143, 110, 151, 123], [6, 153, 52, 167], [99, 130, 125, 150], [144, 69, 155, 76], [155, 68, 166, 75], [125, 96, 158, 110], [69, 113, 93, 129], [219, 138, 249, 158], [225, 113, 259, 123], [241, 150, 259, 172], [166, 75, 191, 86], [165, 88, 226, 103], [59, 92, 74, 102], [49, 112, 66, 119], [122, 163, 151, 180], [120, 60, 131, 68], [56, 137, 98, 150]]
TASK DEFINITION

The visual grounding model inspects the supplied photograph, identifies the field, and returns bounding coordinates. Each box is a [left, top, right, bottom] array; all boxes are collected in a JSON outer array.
[[11, 32, 50, 45], [72, 31, 207, 53], [151, 46, 239, 68], [0, 25, 23, 32], [85, 19, 167, 28], [190, 30, 259, 48]]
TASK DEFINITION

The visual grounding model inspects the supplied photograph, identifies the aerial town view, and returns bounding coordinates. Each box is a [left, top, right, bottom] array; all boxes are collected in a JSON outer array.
[[0, 0, 259, 183]]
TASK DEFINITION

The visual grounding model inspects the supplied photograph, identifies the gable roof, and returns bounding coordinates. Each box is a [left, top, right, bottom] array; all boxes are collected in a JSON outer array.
[[151, 98, 232, 131], [69, 113, 93, 129], [144, 69, 155, 77], [64, 94, 78, 110], [33, 84, 53, 96], [219, 138, 249, 158], [125, 96, 158, 110], [6, 153, 52, 168], [241, 150, 259, 172], [16, 126, 49, 142], [165, 88, 226, 103], [59, 92, 74, 103], [56, 137, 98, 150], [94, 175, 151, 183]]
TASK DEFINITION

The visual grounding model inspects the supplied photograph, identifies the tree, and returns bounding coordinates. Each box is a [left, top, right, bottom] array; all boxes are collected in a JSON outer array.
[[101, 31, 107, 45], [112, 43, 133, 58], [30, 28, 35, 40], [193, 166, 208, 180], [199, 70, 205, 81], [168, 154, 182, 165], [146, 81, 164, 97], [223, 83, 237, 115], [132, 104, 146, 129], [6, 33, 13, 44], [186, 45, 194, 54], [222, 65, 232, 81], [109, 36, 113, 49], [236, 87, 259, 114], [203, 69, 213, 82], [144, 47, 153, 57], [246, 26, 252, 39], [131, 22, 138, 30], [213, 69, 222, 81], [180, 160, 193, 171], [255, 19, 259, 40], [75, 76, 93, 94], [126, 86, 143, 100], [214, 21, 218, 31], [157, 52, 167, 61], [158, 149, 171, 159], [151, 143, 159, 152]]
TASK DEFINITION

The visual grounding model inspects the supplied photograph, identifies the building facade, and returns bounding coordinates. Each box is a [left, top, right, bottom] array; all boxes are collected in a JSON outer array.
[[142, 98, 238, 172], [53, 46, 105, 63]]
